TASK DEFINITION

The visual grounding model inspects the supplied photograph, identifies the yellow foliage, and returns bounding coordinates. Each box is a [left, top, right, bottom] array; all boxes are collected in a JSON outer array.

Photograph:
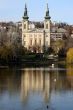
[[67, 48, 73, 63], [66, 64, 73, 76]]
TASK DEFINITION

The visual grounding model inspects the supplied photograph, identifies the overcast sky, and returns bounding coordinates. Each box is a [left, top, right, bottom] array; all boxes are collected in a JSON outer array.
[[0, 0, 73, 24]]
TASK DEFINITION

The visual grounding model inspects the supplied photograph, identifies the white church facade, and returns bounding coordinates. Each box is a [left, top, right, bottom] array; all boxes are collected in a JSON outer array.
[[22, 4, 51, 53]]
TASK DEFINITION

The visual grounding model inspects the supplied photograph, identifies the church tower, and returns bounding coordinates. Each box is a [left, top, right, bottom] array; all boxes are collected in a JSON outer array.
[[22, 4, 29, 46], [22, 4, 29, 31], [44, 4, 51, 30], [44, 4, 51, 47], [22, 3, 51, 53]]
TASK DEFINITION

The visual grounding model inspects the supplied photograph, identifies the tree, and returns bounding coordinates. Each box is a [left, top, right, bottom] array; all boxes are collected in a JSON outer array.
[[67, 48, 73, 63], [51, 39, 64, 54], [58, 48, 66, 58], [46, 47, 54, 54]]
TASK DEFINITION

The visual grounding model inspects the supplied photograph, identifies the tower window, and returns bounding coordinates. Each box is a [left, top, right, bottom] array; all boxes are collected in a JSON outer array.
[[24, 24, 26, 29], [46, 24, 48, 29]]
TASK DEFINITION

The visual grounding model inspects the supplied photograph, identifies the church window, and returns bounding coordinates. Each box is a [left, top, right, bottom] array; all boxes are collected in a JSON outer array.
[[46, 24, 48, 29], [39, 39, 41, 45], [24, 24, 26, 29], [30, 39, 32, 45], [35, 39, 37, 45]]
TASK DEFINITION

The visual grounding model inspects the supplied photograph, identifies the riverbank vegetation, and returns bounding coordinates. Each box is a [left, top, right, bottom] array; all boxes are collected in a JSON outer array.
[[0, 43, 67, 66]]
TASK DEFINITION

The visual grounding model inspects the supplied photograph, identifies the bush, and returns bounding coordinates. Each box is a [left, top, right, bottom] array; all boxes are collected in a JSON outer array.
[[58, 48, 66, 58], [45, 47, 54, 54], [0, 45, 28, 63]]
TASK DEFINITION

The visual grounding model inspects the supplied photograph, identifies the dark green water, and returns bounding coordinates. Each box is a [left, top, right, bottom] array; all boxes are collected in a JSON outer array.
[[0, 65, 73, 110]]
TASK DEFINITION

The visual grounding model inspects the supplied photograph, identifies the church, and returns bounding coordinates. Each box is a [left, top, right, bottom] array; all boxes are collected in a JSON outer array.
[[22, 4, 51, 53]]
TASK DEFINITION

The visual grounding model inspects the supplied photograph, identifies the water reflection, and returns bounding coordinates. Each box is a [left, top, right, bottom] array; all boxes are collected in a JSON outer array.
[[0, 65, 73, 110], [67, 65, 73, 89], [21, 68, 50, 103], [0, 69, 21, 95]]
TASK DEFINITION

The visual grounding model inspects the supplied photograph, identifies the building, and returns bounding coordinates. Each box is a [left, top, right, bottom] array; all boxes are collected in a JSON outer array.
[[22, 4, 51, 53], [51, 27, 68, 41]]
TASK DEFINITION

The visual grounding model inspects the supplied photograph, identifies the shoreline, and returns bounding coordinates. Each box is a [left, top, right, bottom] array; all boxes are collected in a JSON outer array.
[[0, 58, 66, 68]]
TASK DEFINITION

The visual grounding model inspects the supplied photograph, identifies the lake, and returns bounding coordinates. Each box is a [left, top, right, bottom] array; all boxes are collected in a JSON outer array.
[[0, 64, 73, 110]]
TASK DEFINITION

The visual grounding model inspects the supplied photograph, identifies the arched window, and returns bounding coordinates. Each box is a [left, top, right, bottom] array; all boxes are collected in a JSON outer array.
[[46, 24, 48, 29], [24, 24, 26, 29]]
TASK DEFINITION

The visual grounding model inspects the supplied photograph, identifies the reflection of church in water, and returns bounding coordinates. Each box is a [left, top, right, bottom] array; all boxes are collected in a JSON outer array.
[[21, 68, 50, 103]]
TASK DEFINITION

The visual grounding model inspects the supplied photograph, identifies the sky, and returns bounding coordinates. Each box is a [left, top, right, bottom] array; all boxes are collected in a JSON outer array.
[[0, 0, 73, 24]]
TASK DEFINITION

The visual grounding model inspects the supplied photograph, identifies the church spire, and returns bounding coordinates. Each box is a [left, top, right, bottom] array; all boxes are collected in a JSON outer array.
[[45, 3, 51, 20], [23, 4, 29, 20]]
